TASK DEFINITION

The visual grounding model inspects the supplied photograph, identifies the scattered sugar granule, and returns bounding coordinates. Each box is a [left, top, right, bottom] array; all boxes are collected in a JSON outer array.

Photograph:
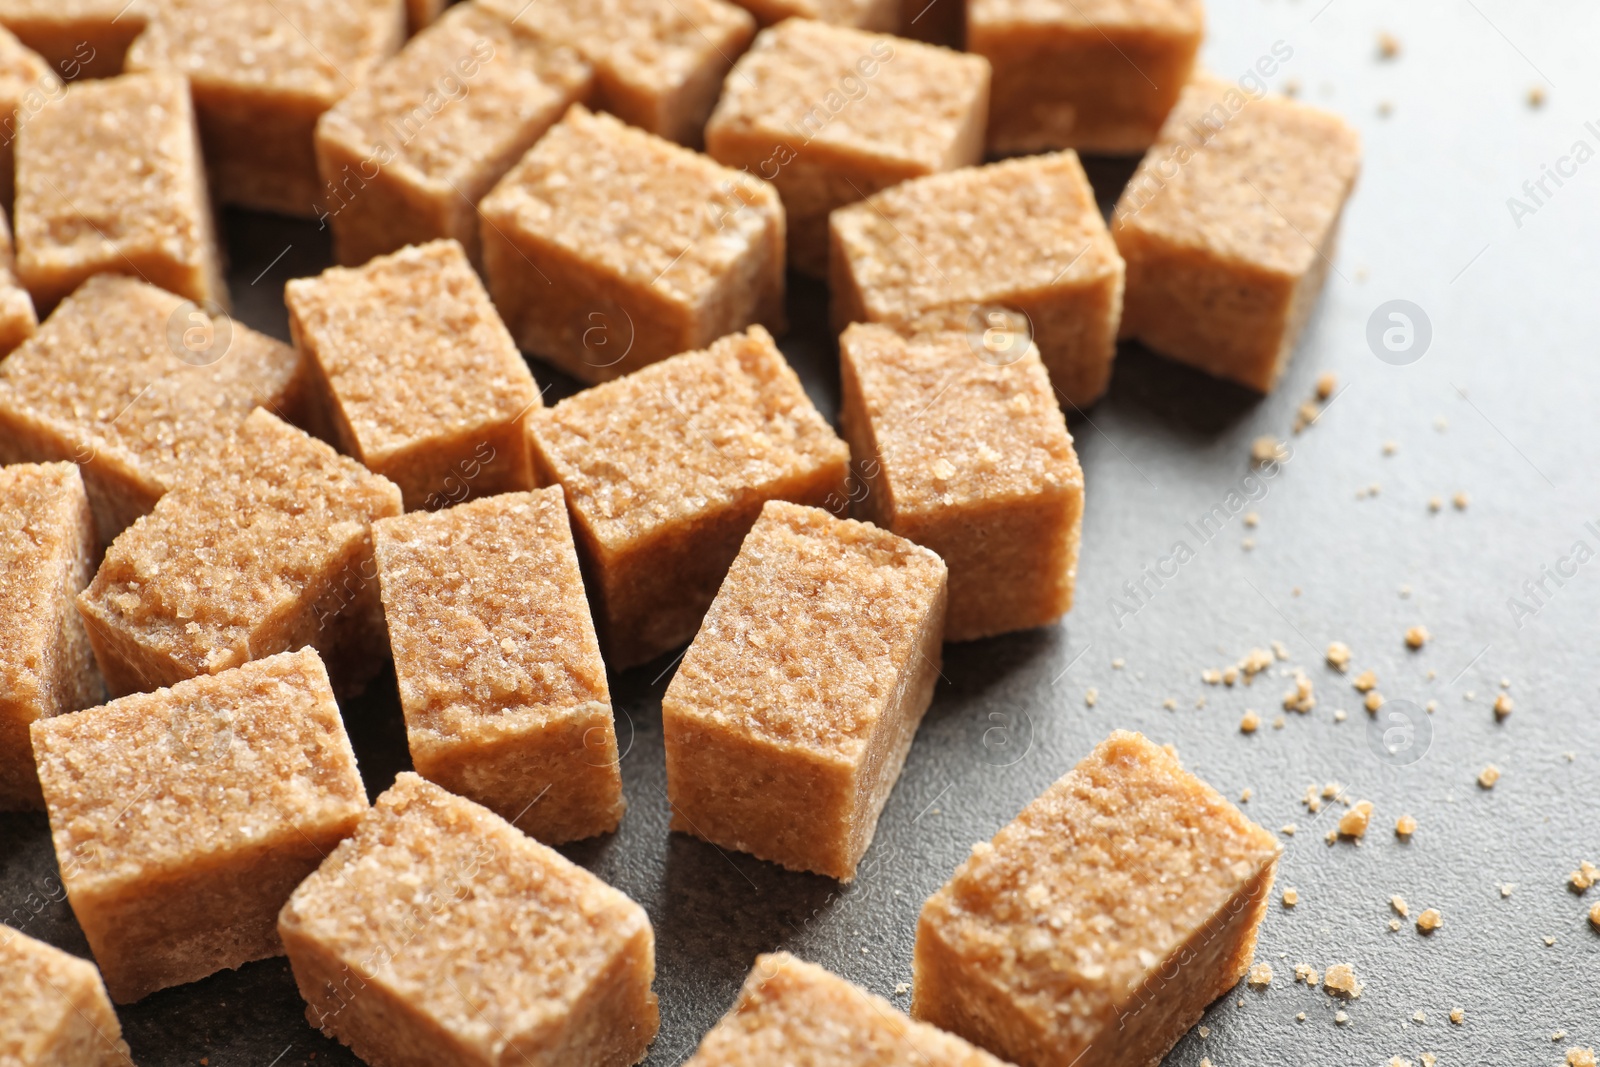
[[1365, 691, 1385, 713], [1326, 829, 1339, 845], [1296, 1011, 1306, 1022], [1354, 670, 1378, 692], [1282, 887, 1299, 906], [1405, 625, 1429, 650], [1283, 671, 1316, 713], [1453, 491, 1470, 510], [1568, 1049, 1597, 1067], [1272, 715, 1286, 730], [1335, 1010, 1350, 1025], [1494, 693, 1514, 720], [1416, 908, 1443, 932], [1223, 665, 1240, 686], [1240, 710, 1261, 734], [1422, 1054, 1437, 1067], [1413, 1011, 1426, 1023], [1302, 784, 1322, 813], [1248, 962, 1273, 986], [1391, 894, 1410, 918], [1085, 688, 1097, 707], [1450, 1008, 1465, 1024], [1501, 883, 1515, 898], [1389, 1057, 1414, 1067], [1389, 919, 1402, 931], [1325, 782, 1342, 799], [1111, 658, 1125, 670], [1244, 511, 1260, 528], [1203, 668, 1222, 685], [1163, 697, 1178, 710], [1334, 708, 1348, 722], [1571, 860, 1598, 891], [1281, 823, 1297, 836], [1239, 787, 1253, 802], [1398, 582, 1411, 597], [1500, 677, 1511, 689], [1324, 963, 1363, 998], [1339, 800, 1374, 838], [1382, 440, 1399, 456], [1293, 963, 1319, 985], [1589, 901, 1600, 929], [1241, 537, 1255, 551], [1326, 641, 1352, 671], [1198, 1025, 1210, 1039], [1198, 1058, 1213, 1067], [1240, 647, 1273, 680], [1251, 435, 1286, 465], [1529, 85, 1547, 107], [1478, 764, 1501, 789], [1272, 640, 1290, 660], [894, 982, 909, 995], [1428, 495, 1443, 512], [1555, 1032, 1569, 1042], [1315, 372, 1337, 399], [1396, 814, 1417, 837]]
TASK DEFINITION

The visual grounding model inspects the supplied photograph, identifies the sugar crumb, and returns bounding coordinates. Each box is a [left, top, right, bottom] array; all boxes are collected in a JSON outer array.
[[1240, 710, 1261, 734], [1391, 894, 1409, 918], [1416, 908, 1443, 933], [1248, 961, 1273, 986], [1324, 963, 1363, 998], [1449, 1007, 1465, 1024], [1494, 692, 1514, 720], [1570, 860, 1598, 892], [1405, 625, 1429, 650], [1326, 641, 1352, 671], [1478, 764, 1501, 789], [1395, 814, 1417, 837], [1282, 887, 1299, 907], [1354, 670, 1378, 692]]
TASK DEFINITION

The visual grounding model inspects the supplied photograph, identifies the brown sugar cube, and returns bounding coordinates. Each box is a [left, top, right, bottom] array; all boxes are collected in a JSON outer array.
[[30, 649, 368, 1003], [663, 501, 946, 881], [481, 0, 753, 146], [1113, 75, 1362, 392], [316, 3, 592, 268], [912, 730, 1282, 1067], [970, 0, 1204, 155], [0, 925, 130, 1064], [706, 18, 988, 275], [686, 952, 1007, 1066], [0, 25, 57, 209], [280, 771, 659, 1067], [14, 71, 225, 312], [0, 462, 101, 810], [285, 239, 540, 511], [481, 105, 784, 384], [76, 408, 402, 698], [406, 0, 446, 34], [839, 323, 1083, 641], [125, 0, 404, 218], [0, 274, 306, 543], [0, 207, 37, 355], [730, 0, 898, 28], [529, 328, 848, 669], [373, 488, 625, 845], [0, 0, 152, 80], [831, 152, 1125, 408]]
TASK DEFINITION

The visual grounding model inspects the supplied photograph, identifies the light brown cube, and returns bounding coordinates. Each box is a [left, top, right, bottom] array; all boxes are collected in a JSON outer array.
[[912, 730, 1282, 1067], [125, 0, 404, 217], [286, 239, 539, 511], [831, 152, 1125, 408], [0, 274, 306, 544], [0, 462, 100, 810], [839, 323, 1082, 641], [970, 0, 1203, 155], [0, 24, 57, 208], [77, 408, 402, 698], [0, 925, 130, 1065], [373, 488, 624, 845], [280, 772, 659, 1067], [481, 104, 784, 384], [529, 327, 847, 669], [663, 501, 946, 881], [481, 0, 754, 146], [0, 0, 152, 80], [729, 0, 898, 30], [14, 71, 225, 312], [30, 649, 369, 1003], [1113, 76, 1362, 392], [706, 18, 988, 275], [316, 2, 592, 268], [0, 206, 36, 355], [689, 952, 1006, 1066]]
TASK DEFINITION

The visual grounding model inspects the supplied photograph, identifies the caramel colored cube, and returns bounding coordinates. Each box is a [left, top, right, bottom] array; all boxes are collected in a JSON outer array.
[[481, 0, 753, 146], [689, 952, 1005, 1066], [0, 25, 57, 208], [373, 488, 624, 845], [663, 501, 946, 881], [0, 206, 37, 355], [280, 772, 660, 1067], [316, 3, 592, 268], [14, 71, 225, 312], [0, 0, 151, 80], [126, 0, 404, 218], [730, 0, 897, 31], [0, 274, 306, 544], [912, 731, 1281, 1067], [831, 152, 1125, 408], [529, 328, 847, 669], [0, 925, 130, 1064], [0, 462, 101, 810], [481, 105, 784, 384], [706, 19, 988, 275], [286, 239, 539, 511], [30, 649, 369, 1003], [77, 409, 402, 698], [839, 323, 1082, 641], [1113, 76, 1362, 392], [970, 0, 1202, 155]]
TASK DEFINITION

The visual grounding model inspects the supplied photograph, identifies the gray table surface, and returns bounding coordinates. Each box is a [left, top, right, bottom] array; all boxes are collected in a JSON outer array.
[[4, 0, 1597, 1063]]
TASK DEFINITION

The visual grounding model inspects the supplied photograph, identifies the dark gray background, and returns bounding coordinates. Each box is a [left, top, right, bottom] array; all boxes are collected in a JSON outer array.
[[4, 0, 1597, 1063]]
